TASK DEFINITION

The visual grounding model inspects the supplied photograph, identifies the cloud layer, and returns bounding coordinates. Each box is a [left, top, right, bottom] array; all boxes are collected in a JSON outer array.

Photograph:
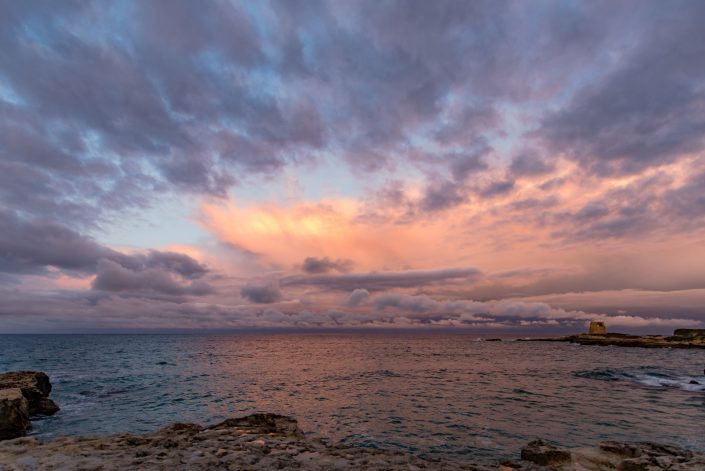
[[1, 1, 704, 332]]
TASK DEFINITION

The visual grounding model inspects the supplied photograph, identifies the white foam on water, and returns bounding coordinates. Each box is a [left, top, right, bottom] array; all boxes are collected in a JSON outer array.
[[632, 373, 705, 392]]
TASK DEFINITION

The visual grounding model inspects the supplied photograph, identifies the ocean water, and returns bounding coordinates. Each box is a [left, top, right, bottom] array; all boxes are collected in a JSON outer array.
[[1, 333, 704, 464]]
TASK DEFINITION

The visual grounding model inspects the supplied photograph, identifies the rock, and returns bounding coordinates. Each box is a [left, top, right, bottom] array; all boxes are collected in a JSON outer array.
[[525, 329, 705, 349], [673, 329, 705, 339], [513, 440, 705, 470], [0, 371, 60, 416], [0, 389, 30, 440], [1, 410, 703, 470], [0, 413, 499, 470], [0, 371, 60, 441], [521, 440, 572, 467]]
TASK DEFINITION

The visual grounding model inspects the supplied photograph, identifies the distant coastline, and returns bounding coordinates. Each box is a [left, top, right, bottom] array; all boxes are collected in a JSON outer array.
[[520, 328, 705, 349]]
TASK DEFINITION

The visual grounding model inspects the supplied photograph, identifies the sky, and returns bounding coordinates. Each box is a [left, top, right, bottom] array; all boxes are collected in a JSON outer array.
[[1, 0, 705, 333]]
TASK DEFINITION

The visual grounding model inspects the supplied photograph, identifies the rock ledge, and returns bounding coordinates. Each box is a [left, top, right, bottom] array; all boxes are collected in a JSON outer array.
[[1, 414, 703, 470], [0, 371, 60, 440]]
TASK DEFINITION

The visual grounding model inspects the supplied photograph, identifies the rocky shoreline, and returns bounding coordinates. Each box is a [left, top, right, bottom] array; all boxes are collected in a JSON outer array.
[[520, 328, 705, 349], [1, 412, 704, 470], [2, 372, 705, 469]]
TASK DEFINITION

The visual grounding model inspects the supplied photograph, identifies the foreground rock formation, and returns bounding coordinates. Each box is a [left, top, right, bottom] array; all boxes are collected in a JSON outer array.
[[522, 328, 705, 349], [0, 413, 482, 470], [0, 372, 60, 440], [508, 440, 705, 470], [1, 413, 703, 470]]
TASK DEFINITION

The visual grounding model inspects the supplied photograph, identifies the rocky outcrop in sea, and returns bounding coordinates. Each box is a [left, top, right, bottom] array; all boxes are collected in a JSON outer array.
[[521, 328, 705, 349], [0, 371, 60, 440]]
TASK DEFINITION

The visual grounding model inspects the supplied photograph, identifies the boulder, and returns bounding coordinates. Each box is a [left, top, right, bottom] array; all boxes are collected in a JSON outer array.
[[521, 440, 572, 467], [0, 371, 59, 416], [0, 388, 30, 440]]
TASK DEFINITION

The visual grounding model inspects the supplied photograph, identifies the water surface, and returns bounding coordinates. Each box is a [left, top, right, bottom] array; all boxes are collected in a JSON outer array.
[[1, 333, 704, 463]]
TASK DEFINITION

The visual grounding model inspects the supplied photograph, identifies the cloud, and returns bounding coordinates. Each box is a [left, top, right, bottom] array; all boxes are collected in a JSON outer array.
[[371, 292, 699, 328], [92, 259, 213, 297], [344, 288, 370, 307], [2, 1, 705, 331], [0, 209, 127, 275], [301, 256, 354, 274], [284, 267, 482, 291], [538, 3, 705, 176], [241, 281, 283, 304], [510, 152, 555, 178]]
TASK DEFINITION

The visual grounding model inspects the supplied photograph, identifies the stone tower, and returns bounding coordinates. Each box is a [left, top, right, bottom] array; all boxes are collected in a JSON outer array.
[[588, 321, 606, 335]]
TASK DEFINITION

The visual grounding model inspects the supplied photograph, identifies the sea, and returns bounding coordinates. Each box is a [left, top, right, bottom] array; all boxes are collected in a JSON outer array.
[[1, 333, 704, 464]]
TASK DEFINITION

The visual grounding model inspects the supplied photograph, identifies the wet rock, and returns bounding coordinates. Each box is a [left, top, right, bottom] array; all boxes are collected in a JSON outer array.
[[0, 371, 60, 416], [525, 330, 705, 349], [0, 389, 30, 440], [1, 411, 703, 470], [513, 440, 705, 470], [0, 413, 495, 470], [521, 440, 572, 467], [0, 371, 60, 441]]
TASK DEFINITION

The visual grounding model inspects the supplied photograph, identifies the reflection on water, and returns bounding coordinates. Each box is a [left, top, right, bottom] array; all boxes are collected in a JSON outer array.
[[1, 333, 704, 463]]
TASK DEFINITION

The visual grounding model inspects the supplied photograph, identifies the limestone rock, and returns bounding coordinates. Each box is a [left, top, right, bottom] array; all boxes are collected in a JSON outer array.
[[0, 371, 59, 416], [0, 389, 30, 441], [0, 413, 498, 470], [520, 440, 572, 467], [513, 440, 705, 470]]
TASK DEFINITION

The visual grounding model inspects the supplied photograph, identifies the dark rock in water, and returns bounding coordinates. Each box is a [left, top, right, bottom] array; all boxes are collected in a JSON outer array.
[[0, 389, 30, 441], [0, 371, 60, 441], [673, 329, 705, 339], [484, 338, 502, 342], [689, 380, 700, 385], [0, 371, 59, 416], [520, 440, 572, 466], [524, 329, 705, 349]]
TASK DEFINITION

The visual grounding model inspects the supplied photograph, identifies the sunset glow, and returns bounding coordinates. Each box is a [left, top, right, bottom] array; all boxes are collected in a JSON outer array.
[[1, 1, 704, 333]]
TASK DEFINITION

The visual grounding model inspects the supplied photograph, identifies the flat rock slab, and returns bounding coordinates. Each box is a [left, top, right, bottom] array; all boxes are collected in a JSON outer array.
[[0, 414, 491, 471], [503, 440, 705, 470]]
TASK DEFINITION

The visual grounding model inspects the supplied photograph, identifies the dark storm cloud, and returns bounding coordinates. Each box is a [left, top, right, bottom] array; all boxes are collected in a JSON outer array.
[[283, 267, 482, 292], [301, 257, 354, 274], [241, 281, 283, 304]]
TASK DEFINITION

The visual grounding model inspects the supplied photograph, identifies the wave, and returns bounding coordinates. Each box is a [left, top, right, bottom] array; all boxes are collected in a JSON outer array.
[[576, 368, 705, 392]]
